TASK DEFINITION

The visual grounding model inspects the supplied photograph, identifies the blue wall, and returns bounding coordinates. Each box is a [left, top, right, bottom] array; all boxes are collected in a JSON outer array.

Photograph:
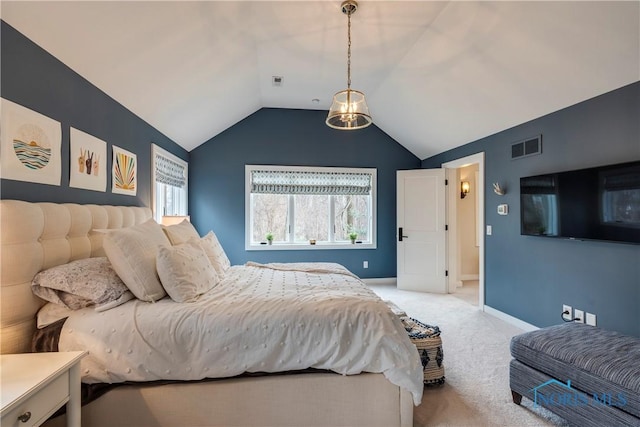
[[0, 21, 187, 206], [189, 108, 421, 278], [422, 82, 640, 337]]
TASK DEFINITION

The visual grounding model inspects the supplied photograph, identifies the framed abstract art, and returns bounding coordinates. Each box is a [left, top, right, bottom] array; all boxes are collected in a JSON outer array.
[[1, 98, 62, 186], [112, 145, 137, 196], [69, 127, 107, 192]]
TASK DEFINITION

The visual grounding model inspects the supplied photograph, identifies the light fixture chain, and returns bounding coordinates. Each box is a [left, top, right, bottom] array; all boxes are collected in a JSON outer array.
[[347, 8, 351, 90]]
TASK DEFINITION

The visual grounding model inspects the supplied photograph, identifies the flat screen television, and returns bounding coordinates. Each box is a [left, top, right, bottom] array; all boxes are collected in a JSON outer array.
[[520, 160, 640, 244]]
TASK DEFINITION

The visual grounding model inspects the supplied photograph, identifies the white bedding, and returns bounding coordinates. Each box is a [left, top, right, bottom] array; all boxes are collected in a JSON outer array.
[[58, 263, 424, 404]]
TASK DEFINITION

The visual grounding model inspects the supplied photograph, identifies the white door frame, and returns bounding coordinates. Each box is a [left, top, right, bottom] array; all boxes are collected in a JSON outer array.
[[442, 152, 485, 310]]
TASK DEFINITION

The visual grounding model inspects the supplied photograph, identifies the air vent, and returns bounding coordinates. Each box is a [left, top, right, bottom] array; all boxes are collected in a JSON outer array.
[[272, 76, 283, 87], [511, 135, 542, 160]]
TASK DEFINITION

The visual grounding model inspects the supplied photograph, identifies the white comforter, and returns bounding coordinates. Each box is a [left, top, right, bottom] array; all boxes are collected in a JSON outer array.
[[59, 263, 424, 404]]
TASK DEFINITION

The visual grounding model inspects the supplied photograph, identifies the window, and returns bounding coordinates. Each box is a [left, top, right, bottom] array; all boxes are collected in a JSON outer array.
[[152, 144, 188, 223], [246, 165, 376, 250]]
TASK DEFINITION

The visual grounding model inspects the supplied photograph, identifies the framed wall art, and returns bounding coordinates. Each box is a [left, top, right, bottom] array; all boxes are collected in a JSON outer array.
[[112, 145, 137, 196], [1, 98, 62, 186], [69, 127, 107, 192]]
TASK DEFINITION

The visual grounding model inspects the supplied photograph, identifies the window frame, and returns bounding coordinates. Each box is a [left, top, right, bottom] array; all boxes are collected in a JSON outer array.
[[151, 143, 189, 223], [245, 165, 377, 250]]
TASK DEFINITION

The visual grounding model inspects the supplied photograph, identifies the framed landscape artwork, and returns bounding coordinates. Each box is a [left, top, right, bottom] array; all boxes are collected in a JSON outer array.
[[69, 127, 107, 192], [0, 98, 62, 186], [112, 145, 137, 196]]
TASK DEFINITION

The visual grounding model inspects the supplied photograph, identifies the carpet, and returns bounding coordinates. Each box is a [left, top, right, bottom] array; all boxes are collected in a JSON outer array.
[[368, 283, 569, 427]]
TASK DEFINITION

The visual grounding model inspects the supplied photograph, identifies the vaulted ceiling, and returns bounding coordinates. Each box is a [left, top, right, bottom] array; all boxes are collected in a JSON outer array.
[[3, 1, 638, 159]]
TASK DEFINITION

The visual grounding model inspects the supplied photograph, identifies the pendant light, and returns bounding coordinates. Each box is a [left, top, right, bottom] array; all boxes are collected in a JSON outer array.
[[326, 0, 372, 130]]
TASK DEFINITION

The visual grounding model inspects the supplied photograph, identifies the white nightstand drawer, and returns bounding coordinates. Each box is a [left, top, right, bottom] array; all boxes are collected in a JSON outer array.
[[1, 371, 69, 427]]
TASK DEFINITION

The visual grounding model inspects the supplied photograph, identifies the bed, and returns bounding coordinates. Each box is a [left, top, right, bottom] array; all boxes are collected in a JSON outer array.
[[0, 200, 421, 427]]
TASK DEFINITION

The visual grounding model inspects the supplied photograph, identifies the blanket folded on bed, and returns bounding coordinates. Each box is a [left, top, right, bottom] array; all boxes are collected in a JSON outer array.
[[244, 261, 358, 278]]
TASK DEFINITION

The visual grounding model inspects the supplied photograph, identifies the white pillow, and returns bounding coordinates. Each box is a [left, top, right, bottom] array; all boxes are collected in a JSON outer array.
[[103, 219, 170, 302], [156, 241, 219, 303], [36, 302, 74, 329], [192, 231, 231, 276], [163, 219, 200, 245]]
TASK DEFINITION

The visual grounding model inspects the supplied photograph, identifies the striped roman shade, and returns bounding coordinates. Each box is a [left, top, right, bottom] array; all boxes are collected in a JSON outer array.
[[250, 170, 372, 195], [155, 153, 186, 188]]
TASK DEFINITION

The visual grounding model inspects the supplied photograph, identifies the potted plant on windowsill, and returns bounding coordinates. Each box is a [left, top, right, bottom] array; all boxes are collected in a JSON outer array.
[[349, 232, 358, 244], [266, 232, 274, 245]]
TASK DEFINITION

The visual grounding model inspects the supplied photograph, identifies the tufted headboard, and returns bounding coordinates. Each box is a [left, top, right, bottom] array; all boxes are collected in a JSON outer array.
[[0, 200, 152, 354]]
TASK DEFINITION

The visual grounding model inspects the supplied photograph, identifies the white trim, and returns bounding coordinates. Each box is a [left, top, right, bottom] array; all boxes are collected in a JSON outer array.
[[444, 168, 459, 293], [245, 165, 377, 251], [460, 274, 479, 281], [484, 305, 539, 332], [362, 277, 397, 286], [442, 153, 485, 310], [246, 242, 376, 251]]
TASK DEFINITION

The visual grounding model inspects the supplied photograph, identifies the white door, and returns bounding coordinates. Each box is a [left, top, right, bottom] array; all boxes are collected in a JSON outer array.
[[397, 169, 447, 293]]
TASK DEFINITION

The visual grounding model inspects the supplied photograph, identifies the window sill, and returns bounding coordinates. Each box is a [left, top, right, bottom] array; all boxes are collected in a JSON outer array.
[[246, 242, 376, 251]]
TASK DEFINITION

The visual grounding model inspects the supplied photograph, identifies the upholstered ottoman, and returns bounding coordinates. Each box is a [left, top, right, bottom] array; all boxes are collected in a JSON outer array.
[[510, 323, 640, 427]]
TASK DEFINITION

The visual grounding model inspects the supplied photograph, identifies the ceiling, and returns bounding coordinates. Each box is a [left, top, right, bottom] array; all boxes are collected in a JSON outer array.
[[2, 1, 638, 159]]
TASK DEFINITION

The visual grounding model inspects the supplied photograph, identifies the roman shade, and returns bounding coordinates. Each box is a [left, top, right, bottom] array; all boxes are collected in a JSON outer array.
[[155, 152, 186, 188], [250, 170, 372, 195]]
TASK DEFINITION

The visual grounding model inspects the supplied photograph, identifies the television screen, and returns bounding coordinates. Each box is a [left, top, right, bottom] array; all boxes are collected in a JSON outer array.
[[520, 160, 640, 244]]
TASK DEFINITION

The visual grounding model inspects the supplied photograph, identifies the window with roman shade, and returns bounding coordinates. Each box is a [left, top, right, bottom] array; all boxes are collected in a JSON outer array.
[[152, 144, 188, 223], [246, 165, 376, 250]]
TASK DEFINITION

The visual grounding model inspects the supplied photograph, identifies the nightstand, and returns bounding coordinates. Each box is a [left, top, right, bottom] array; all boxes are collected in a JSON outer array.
[[1, 351, 85, 427]]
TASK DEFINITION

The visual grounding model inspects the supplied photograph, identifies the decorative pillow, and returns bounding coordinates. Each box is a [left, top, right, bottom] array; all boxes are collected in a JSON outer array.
[[163, 219, 200, 245], [192, 231, 231, 276], [103, 219, 171, 302], [156, 241, 219, 303], [32, 257, 130, 310]]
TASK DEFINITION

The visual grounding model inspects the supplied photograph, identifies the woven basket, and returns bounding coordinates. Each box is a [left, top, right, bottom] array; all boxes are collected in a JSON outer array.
[[402, 317, 445, 385]]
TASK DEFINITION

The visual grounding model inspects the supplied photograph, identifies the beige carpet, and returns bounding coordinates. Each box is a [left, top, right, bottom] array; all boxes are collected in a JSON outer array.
[[451, 280, 479, 306], [368, 283, 569, 427]]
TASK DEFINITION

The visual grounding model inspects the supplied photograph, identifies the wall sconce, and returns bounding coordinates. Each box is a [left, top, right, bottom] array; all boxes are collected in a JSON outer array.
[[161, 215, 190, 226], [460, 181, 470, 199]]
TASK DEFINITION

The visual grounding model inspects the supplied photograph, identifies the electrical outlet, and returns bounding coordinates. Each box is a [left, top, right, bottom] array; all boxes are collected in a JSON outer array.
[[586, 312, 597, 326], [562, 304, 572, 321], [363, 261, 368, 269], [574, 309, 584, 323], [486, 225, 492, 235]]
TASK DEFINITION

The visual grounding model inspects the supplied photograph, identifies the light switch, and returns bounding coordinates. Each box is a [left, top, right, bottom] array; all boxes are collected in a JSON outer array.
[[486, 225, 492, 235]]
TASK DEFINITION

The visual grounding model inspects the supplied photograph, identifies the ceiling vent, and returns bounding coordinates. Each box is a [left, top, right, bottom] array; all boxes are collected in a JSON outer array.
[[272, 76, 283, 87], [511, 135, 542, 160]]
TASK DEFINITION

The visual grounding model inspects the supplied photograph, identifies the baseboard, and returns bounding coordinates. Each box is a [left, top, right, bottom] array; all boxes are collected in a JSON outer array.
[[362, 277, 397, 286], [483, 305, 539, 332], [460, 274, 479, 281]]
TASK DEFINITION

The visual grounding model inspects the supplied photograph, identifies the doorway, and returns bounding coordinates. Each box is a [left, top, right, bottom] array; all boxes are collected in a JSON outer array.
[[443, 153, 485, 309]]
